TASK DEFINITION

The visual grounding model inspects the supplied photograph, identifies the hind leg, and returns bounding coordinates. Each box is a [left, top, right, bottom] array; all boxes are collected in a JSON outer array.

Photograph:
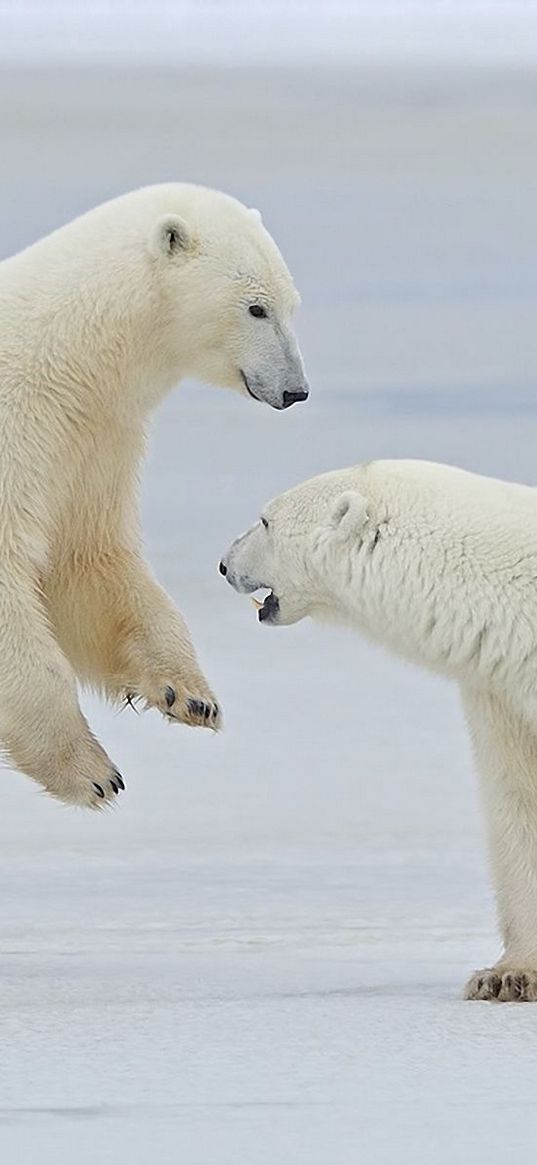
[[0, 572, 122, 806]]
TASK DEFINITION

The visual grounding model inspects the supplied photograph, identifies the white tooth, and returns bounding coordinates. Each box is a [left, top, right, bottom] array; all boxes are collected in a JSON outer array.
[[251, 597, 263, 610]]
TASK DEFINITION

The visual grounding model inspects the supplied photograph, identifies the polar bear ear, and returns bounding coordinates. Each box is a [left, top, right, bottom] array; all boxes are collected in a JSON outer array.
[[149, 214, 192, 259], [248, 208, 262, 224], [328, 492, 369, 542]]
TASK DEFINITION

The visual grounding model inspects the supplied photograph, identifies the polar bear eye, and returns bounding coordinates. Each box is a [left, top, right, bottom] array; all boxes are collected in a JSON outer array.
[[261, 516, 269, 530], [249, 304, 267, 319]]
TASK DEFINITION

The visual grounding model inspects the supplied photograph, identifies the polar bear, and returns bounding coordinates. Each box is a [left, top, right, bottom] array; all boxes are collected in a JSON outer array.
[[0, 183, 307, 808], [220, 459, 537, 1002]]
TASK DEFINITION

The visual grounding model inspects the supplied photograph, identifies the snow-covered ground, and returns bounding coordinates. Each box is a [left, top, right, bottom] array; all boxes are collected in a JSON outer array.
[[2, 66, 537, 1163]]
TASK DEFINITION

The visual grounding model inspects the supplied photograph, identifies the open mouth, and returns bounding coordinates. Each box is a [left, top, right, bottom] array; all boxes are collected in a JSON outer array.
[[251, 590, 280, 623]]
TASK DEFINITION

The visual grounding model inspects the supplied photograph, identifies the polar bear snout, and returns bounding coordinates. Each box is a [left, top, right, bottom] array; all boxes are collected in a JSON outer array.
[[219, 557, 264, 595], [220, 520, 301, 627], [219, 523, 272, 597], [240, 369, 309, 411], [219, 546, 281, 625], [238, 320, 309, 411]]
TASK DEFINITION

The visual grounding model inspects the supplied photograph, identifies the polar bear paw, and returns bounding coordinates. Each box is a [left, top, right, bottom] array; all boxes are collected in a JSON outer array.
[[125, 676, 221, 731], [463, 966, 537, 1002], [41, 736, 125, 809], [164, 683, 221, 730]]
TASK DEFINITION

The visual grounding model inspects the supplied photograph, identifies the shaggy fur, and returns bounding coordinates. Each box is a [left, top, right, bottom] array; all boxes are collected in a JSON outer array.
[[221, 459, 537, 1001], [0, 183, 306, 807]]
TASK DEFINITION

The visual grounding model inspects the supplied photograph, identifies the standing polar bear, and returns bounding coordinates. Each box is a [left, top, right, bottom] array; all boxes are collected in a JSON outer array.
[[0, 184, 308, 807], [220, 459, 537, 1002]]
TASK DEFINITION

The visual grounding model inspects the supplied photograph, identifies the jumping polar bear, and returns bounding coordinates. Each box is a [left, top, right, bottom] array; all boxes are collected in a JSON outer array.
[[220, 459, 537, 1002], [0, 184, 308, 808]]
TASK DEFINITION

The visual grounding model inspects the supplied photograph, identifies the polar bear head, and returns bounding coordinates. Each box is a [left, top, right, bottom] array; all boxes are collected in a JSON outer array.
[[219, 469, 372, 625], [148, 185, 309, 410]]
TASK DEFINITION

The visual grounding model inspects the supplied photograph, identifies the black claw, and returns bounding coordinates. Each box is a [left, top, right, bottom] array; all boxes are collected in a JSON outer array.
[[165, 685, 176, 708], [110, 779, 119, 795], [113, 770, 125, 791], [185, 698, 219, 721], [512, 975, 524, 999], [93, 783, 105, 799]]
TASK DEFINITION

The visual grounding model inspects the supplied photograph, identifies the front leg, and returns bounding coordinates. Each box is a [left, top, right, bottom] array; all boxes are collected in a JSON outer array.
[[117, 577, 221, 730], [49, 550, 221, 730], [462, 685, 537, 1001]]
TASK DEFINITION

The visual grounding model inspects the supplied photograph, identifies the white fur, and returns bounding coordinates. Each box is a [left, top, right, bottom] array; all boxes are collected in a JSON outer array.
[[0, 183, 306, 808], [221, 459, 537, 1001]]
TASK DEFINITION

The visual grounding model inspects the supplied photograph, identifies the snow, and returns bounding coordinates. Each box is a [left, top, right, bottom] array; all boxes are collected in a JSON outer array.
[[2, 65, 537, 1163]]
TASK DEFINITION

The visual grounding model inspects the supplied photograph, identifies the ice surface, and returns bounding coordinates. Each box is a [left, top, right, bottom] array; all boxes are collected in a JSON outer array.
[[2, 66, 537, 1164]]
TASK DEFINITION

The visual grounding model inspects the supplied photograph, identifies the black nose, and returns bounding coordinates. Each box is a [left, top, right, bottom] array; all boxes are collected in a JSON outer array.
[[282, 387, 309, 409], [219, 561, 227, 576]]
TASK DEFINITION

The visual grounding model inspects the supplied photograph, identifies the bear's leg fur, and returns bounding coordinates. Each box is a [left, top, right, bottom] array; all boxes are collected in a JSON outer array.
[[0, 570, 121, 807], [462, 685, 537, 1001], [48, 549, 221, 730]]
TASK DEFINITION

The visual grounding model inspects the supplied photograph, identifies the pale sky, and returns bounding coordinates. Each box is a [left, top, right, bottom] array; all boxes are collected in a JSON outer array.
[[0, 0, 536, 65]]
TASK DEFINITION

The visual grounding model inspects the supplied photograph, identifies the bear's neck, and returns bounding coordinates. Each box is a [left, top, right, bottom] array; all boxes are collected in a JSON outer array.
[[7, 245, 184, 423]]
